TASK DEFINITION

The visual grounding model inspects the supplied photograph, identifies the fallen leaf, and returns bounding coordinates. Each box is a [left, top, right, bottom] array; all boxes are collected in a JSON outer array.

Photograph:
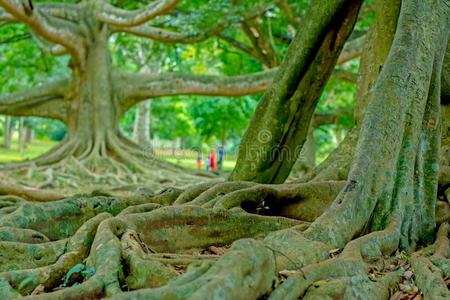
[[403, 270, 413, 280]]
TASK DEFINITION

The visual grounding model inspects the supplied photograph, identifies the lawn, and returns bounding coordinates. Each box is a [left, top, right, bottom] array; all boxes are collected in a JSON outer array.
[[0, 137, 237, 172], [0, 138, 58, 162]]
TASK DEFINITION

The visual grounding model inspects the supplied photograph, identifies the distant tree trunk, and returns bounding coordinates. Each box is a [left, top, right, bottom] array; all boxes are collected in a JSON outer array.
[[18, 118, 26, 152], [133, 100, 152, 147], [3, 116, 12, 149], [25, 126, 34, 144]]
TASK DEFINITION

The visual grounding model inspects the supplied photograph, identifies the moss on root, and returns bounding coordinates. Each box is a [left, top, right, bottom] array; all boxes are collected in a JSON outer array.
[[0, 178, 448, 299]]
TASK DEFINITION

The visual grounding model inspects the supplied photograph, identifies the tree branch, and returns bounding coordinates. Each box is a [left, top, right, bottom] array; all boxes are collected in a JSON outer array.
[[31, 32, 66, 56], [337, 35, 364, 64], [36, 2, 80, 22], [0, 7, 16, 22], [111, 4, 270, 44], [97, 0, 180, 27], [218, 34, 257, 59], [240, 19, 280, 67], [0, 80, 68, 121], [116, 64, 357, 114], [331, 68, 358, 84], [312, 109, 352, 127], [277, 0, 301, 27], [116, 69, 277, 113], [111, 22, 227, 44], [0, 0, 85, 66]]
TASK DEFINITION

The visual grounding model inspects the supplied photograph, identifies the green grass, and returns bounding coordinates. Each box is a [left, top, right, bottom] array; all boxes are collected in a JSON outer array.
[[0, 137, 237, 172], [0, 138, 58, 162]]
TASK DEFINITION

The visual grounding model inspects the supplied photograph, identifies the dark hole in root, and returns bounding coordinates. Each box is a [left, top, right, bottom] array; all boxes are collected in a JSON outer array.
[[120, 256, 130, 290], [31, 234, 44, 240], [241, 200, 259, 214]]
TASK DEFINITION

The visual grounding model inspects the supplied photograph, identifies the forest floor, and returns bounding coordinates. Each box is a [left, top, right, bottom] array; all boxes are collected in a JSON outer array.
[[0, 140, 449, 299], [0, 138, 228, 197]]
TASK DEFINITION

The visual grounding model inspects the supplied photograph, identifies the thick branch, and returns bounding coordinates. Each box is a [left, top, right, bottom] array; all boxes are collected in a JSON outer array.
[[117, 65, 357, 114], [0, 0, 84, 66], [0, 80, 68, 121], [116, 69, 277, 113], [0, 7, 15, 22], [36, 3, 80, 22], [98, 0, 180, 27]]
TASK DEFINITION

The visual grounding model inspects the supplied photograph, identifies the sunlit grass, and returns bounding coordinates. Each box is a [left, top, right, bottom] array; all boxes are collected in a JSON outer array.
[[0, 137, 58, 162], [0, 136, 237, 172]]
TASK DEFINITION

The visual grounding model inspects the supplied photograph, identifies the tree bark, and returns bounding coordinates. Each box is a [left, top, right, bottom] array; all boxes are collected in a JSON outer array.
[[298, 0, 401, 183], [18, 118, 26, 153], [133, 100, 152, 147], [290, 122, 315, 177], [2, 116, 12, 149]]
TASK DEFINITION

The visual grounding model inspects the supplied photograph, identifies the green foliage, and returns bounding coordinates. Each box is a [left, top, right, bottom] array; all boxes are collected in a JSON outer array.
[[0, 24, 69, 94]]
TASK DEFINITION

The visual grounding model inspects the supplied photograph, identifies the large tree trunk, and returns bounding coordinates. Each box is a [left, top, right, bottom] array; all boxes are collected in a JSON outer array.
[[65, 27, 117, 159], [24, 126, 33, 144]]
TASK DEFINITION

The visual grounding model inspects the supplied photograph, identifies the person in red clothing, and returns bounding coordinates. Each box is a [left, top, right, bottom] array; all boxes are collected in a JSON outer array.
[[209, 150, 216, 171]]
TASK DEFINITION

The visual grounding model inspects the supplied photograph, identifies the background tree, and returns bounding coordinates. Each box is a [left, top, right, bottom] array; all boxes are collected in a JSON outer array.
[[0, 0, 277, 187]]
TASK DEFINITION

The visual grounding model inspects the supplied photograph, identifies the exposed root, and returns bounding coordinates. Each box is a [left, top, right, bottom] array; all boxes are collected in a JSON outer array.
[[0, 181, 65, 202], [0, 184, 309, 299], [0, 179, 448, 299]]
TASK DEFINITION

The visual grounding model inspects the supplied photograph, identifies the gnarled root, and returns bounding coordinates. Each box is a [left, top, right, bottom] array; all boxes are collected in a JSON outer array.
[[0, 188, 306, 299], [0, 179, 448, 299], [0, 133, 215, 197]]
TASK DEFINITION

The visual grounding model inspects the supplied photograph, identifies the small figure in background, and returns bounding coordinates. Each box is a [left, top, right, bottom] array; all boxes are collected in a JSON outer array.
[[205, 156, 211, 172], [217, 146, 224, 173], [209, 150, 216, 171], [196, 151, 202, 170]]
